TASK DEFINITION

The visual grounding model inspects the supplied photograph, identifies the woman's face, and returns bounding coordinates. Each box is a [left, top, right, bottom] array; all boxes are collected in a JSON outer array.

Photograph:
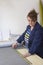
[[27, 17, 36, 27]]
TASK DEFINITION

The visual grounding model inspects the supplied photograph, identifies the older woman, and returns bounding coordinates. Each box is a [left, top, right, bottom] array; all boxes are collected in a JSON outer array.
[[12, 9, 43, 58]]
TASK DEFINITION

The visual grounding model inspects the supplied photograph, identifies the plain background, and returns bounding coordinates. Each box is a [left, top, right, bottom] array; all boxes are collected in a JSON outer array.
[[0, 0, 40, 40]]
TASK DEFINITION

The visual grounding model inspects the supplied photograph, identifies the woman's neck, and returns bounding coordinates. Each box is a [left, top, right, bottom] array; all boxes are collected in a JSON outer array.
[[31, 26, 34, 31]]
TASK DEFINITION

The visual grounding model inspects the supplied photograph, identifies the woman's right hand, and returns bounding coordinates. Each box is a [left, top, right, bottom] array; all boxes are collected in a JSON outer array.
[[12, 43, 18, 48]]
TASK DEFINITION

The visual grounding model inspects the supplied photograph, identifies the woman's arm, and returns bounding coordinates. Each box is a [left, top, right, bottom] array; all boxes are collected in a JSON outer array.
[[17, 25, 29, 43]]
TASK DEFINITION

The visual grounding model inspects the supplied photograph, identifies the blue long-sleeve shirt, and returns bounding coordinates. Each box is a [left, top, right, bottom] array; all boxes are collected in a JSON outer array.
[[17, 22, 43, 58]]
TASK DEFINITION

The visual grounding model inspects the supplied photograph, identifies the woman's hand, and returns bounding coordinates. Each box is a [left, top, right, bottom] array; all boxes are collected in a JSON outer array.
[[23, 52, 31, 58], [12, 43, 18, 48]]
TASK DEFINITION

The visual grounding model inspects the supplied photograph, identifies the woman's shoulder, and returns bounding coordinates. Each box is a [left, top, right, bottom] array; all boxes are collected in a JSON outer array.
[[35, 22, 43, 30], [35, 22, 43, 35]]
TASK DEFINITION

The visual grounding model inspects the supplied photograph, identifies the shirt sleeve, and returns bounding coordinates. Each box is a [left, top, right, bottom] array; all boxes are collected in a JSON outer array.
[[29, 30, 42, 54], [16, 25, 29, 43]]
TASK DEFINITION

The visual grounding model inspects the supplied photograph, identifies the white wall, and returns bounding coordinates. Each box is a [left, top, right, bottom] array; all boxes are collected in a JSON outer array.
[[0, 0, 39, 40]]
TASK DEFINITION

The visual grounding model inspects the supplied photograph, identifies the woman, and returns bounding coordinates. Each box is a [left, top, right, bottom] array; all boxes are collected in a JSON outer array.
[[12, 9, 43, 58]]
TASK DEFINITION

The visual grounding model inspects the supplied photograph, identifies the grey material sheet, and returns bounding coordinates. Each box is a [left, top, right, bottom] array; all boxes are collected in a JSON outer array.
[[0, 47, 29, 65]]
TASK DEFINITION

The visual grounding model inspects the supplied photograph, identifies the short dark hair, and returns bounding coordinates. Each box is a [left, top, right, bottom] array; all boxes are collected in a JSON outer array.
[[27, 9, 38, 22]]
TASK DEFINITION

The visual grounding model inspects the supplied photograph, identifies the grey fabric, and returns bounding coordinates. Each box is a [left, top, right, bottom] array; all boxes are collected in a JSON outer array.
[[0, 47, 29, 65]]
